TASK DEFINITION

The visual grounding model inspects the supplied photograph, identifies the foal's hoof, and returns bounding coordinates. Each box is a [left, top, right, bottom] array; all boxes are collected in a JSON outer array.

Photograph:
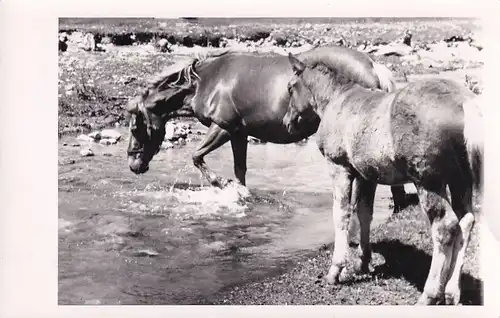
[[416, 293, 445, 305], [444, 292, 461, 305], [319, 272, 340, 285]]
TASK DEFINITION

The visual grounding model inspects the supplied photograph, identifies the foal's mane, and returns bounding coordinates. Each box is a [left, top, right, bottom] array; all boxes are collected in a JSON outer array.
[[139, 49, 231, 100]]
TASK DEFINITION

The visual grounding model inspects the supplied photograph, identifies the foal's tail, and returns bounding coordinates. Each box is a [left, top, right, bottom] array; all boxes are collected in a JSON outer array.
[[372, 62, 396, 92], [463, 97, 484, 192]]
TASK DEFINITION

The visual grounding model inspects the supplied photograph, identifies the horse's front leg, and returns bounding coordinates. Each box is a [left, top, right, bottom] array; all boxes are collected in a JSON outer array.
[[324, 162, 354, 284], [230, 132, 248, 186], [192, 123, 231, 188], [352, 178, 377, 274]]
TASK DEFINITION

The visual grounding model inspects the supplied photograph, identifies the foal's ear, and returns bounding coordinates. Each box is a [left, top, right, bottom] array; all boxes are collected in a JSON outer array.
[[126, 100, 139, 114], [288, 53, 305, 75]]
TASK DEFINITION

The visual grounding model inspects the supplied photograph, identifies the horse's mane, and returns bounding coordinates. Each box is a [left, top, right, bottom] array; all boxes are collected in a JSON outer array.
[[140, 49, 231, 100], [308, 61, 357, 89], [299, 46, 383, 90]]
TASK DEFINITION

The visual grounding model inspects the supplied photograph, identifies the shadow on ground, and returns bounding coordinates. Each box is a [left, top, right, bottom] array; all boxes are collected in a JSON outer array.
[[372, 240, 483, 305]]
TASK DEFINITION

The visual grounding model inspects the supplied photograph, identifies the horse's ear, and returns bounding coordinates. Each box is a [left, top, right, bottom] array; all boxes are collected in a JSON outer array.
[[288, 53, 305, 75]]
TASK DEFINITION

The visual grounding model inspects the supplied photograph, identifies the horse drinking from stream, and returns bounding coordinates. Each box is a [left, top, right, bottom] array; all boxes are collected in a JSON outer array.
[[125, 46, 407, 213], [284, 53, 483, 305]]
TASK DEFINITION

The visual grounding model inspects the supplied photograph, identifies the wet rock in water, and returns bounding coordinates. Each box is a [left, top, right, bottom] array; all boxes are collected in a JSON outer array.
[[132, 249, 159, 257], [100, 129, 121, 141], [60, 158, 76, 165], [88, 131, 101, 141], [99, 138, 118, 145], [164, 122, 190, 142], [76, 134, 93, 143], [165, 122, 177, 140], [80, 147, 94, 157]]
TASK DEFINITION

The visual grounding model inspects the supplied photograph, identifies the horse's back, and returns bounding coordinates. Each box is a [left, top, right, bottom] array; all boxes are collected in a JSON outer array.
[[192, 52, 309, 141], [390, 78, 475, 180], [390, 78, 474, 150], [318, 78, 475, 184]]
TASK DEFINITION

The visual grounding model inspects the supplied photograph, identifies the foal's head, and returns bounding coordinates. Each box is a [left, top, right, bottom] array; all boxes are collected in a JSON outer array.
[[283, 53, 321, 134], [126, 59, 199, 174]]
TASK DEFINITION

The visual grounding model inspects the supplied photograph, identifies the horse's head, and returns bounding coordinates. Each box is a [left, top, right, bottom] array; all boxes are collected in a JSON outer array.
[[125, 93, 166, 174], [283, 53, 319, 134], [125, 59, 200, 174]]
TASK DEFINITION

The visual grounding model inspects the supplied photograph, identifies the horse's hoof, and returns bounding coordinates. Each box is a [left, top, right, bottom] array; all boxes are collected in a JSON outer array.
[[416, 293, 444, 305], [322, 273, 340, 285], [444, 292, 460, 305], [210, 178, 229, 188]]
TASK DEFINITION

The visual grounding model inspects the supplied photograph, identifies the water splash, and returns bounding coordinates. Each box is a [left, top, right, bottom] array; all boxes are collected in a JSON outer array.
[[116, 181, 252, 218]]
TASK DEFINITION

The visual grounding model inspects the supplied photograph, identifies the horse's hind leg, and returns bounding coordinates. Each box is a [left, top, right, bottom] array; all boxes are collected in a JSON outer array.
[[444, 180, 475, 305], [391, 185, 406, 214], [192, 123, 231, 188], [352, 178, 377, 273], [324, 162, 354, 284], [415, 182, 459, 305]]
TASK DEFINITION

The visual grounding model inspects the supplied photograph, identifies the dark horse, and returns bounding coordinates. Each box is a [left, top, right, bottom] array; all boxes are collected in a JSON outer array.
[[125, 46, 407, 212], [284, 53, 483, 305]]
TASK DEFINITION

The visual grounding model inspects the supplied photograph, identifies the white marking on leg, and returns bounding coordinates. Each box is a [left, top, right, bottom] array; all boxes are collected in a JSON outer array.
[[445, 212, 475, 305], [324, 164, 353, 284]]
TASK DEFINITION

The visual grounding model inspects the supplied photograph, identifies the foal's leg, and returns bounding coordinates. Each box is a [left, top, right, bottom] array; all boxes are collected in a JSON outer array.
[[230, 132, 248, 186], [192, 123, 231, 188], [390, 185, 406, 214], [324, 163, 354, 284], [352, 178, 377, 273], [415, 182, 459, 305], [444, 180, 475, 305]]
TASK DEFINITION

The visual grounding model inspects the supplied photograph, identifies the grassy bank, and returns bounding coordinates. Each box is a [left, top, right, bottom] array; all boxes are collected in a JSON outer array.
[[199, 203, 482, 305]]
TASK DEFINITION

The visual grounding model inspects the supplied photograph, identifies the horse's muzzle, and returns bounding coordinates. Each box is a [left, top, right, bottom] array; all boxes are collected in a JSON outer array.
[[128, 155, 149, 174]]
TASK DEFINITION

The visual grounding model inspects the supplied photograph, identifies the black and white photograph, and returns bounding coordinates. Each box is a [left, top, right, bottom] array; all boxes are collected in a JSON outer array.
[[3, 0, 500, 315], [56, 15, 485, 306]]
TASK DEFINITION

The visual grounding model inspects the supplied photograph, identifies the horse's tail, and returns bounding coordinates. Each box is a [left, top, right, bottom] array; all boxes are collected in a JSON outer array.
[[371, 62, 396, 92], [463, 97, 484, 192]]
